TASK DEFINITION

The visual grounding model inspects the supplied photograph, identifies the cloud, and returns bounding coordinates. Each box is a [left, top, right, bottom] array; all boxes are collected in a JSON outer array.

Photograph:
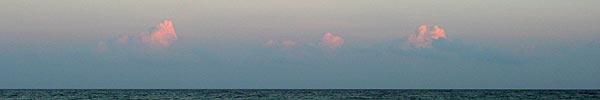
[[264, 39, 276, 46], [97, 20, 178, 53], [319, 32, 344, 49], [281, 40, 297, 47], [143, 20, 178, 49], [263, 39, 297, 47], [264, 32, 344, 50], [363, 24, 522, 64], [406, 25, 447, 48]]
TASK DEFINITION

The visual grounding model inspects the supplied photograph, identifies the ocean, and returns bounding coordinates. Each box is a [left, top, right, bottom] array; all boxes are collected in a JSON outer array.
[[1, 89, 599, 99]]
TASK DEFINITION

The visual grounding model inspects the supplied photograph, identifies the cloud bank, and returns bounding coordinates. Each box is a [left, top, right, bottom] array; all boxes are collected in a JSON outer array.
[[98, 20, 177, 52], [264, 32, 344, 50]]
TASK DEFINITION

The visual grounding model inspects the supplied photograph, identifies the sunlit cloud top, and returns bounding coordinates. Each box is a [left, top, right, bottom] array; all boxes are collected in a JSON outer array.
[[319, 32, 344, 49], [406, 25, 447, 48], [97, 20, 177, 52]]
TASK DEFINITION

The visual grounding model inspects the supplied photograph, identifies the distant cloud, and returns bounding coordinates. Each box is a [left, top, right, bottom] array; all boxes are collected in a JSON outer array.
[[97, 20, 178, 52], [281, 40, 297, 47], [264, 39, 276, 46], [319, 32, 344, 49], [264, 32, 344, 50], [142, 20, 178, 49], [406, 25, 447, 48], [263, 39, 297, 47]]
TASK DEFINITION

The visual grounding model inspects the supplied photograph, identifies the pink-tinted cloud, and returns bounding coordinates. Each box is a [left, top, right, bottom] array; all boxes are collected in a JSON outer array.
[[97, 20, 178, 53], [264, 39, 276, 46], [281, 40, 297, 47], [143, 20, 178, 49], [431, 25, 446, 39], [407, 25, 447, 48], [319, 32, 344, 49], [263, 39, 297, 47]]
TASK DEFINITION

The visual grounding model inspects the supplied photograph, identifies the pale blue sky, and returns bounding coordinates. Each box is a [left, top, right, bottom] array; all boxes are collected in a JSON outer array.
[[0, 0, 599, 89]]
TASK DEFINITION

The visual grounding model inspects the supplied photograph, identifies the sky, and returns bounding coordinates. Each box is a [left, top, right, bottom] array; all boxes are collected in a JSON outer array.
[[1, 0, 599, 89]]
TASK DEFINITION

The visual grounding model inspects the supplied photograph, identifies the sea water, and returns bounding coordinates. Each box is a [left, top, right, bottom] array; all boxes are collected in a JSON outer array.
[[1, 89, 599, 99]]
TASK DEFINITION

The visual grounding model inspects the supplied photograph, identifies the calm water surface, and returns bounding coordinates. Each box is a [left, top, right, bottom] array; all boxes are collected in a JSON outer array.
[[1, 89, 599, 99]]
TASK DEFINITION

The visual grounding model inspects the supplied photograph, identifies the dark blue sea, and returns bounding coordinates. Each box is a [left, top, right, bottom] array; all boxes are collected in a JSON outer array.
[[1, 89, 599, 99]]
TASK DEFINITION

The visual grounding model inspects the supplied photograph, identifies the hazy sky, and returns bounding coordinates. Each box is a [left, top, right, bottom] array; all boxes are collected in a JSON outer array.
[[1, 0, 599, 89]]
